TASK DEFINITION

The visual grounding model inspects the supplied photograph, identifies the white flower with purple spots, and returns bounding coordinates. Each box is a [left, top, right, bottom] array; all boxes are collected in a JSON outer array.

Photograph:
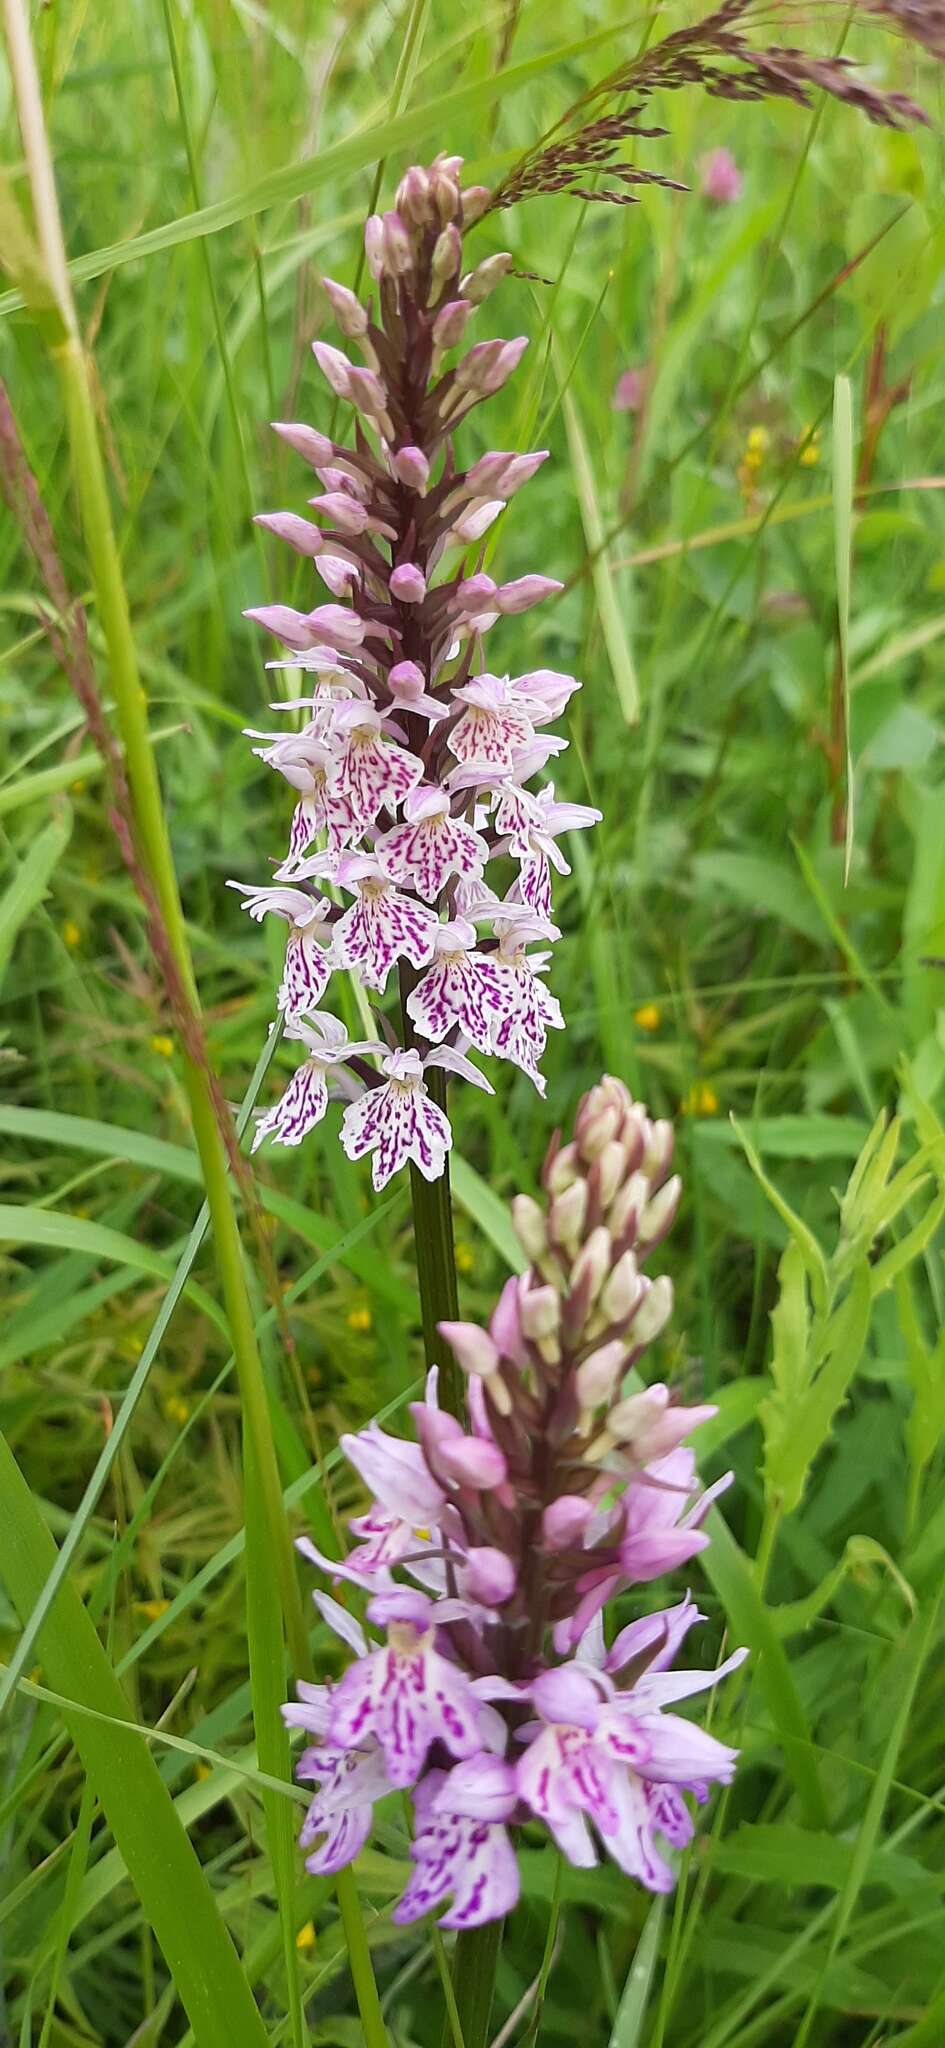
[[227, 881, 332, 1021], [330, 699, 423, 830], [377, 786, 488, 903], [246, 720, 362, 862], [393, 1758, 520, 1928], [405, 920, 506, 1054], [488, 912, 564, 1094], [446, 673, 537, 775], [251, 1013, 385, 1153], [329, 856, 439, 991], [495, 782, 602, 922], [339, 1044, 492, 1191], [283, 1605, 394, 1874], [328, 1589, 487, 1789]]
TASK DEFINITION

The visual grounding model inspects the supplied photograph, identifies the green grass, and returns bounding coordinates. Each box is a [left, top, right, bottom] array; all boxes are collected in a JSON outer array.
[[2, 1, 945, 2043]]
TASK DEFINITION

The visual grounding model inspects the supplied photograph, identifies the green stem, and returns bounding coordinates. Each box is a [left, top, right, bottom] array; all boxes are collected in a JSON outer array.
[[440, 1919, 504, 2048]]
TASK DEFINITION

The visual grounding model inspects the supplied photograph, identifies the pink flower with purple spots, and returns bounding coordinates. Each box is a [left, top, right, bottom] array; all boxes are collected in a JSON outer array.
[[378, 786, 488, 903], [340, 1045, 492, 1190], [328, 1589, 488, 1788], [393, 1759, 520, 1928]]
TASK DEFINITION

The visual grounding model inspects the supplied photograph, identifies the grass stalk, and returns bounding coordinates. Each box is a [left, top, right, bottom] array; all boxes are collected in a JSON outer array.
[[0, 1, 385, 2035]]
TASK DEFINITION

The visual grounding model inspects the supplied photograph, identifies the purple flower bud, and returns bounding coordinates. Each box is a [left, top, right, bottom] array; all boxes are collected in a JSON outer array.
[[390, 445, 430, 491], [577, 1102, 622, 1162], [454, 572, 497, 611], [494, 574, 561, 614], [347, 365, 392, 427], [439, 1321, 499, 1379], [575, 1339, 626, 1411], [431, 223, 462, 287], [597, 1139, 628, 1210], [389, 658, 426, 693], [311, 340, 354, 399], [643, 1119, 675, 1179], [460, 185, 491, 225], [609, 1170, 650, 1241], [430, 162, 462, 224], [609, 1385, 716, 1462], [381, 209, 414, 275], [364, 214, 385, 279], [436, 1753, 518, 1822], [542, 1494, 594, 1550], [454, 337, 527, 397], [254, 511, 328, 557], [438, 1434, 507, 1489], [450, 499, 505, 545], [396, 164, 432, 225], [489, 1274, 528, 1370], [460, 252, 512, 305], [531, 1665, 601, 1730], [613, 367, 645, 413], [390, 562, 427, 603], [465, 1547, 516, 1605], [511, 1193, 547, 1262], [308, 492, 371, 535], [699, 147, 743, 205], [271, 421, 336, 468], [501, 450, 550, 496], [432, 298, 473, 350], [322, 276, 369, 337]]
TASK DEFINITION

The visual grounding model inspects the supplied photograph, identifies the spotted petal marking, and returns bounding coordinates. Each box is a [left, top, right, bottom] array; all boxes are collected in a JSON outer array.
[[332, 880, 437, 992], [340, 1072, 452, 1188], [280, 925, 332, 1021], [392, 1807, 520, 1929], [328, 1638, 482, 1788], [295, 1740, 391, 1874], [251, 1060, 329, 1151], [378, 811, 487, 903], [407, 951, 505, 1053], [446, 701, 534, 774], [336, 727, 423, 829]]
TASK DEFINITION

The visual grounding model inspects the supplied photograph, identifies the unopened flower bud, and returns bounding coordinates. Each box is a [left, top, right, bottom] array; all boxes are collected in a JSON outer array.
[[431, 223, 462, 287], [460, 251, 513, 304], [609, 1383, 715, 1464], [432, 298, 472, 349], [643, 1118, 675, 1179], [439, 1434, 507, 1489], [489, 1274, 527, 1373], [346, 365, 392, 431], [546, 1141, 579, 1195], [631, 1274, 673, 1348], [518, 1281, 559, 1343], [308, 491, 371, 535], [577, 1103, 621, 1163], [600, 1249, 641, 1328], [609, 1170, 650, 1241], [495, 573, 561, 613], [390, 444, 430, 492], [542, 1495, 593, 1550], [396, 164, 432, 224], [465, 1546, 516, 1604], [501, 450, 549, 495], [597, 1139, 628, 1211], [322, 276, 368, 337], [390, 562, 427, 603], [381, 209, 414, 275], [271, 420, 336, 468], [511, 1193, 547, 1263], [312, 340, 353, 399], [454, 336, 527, 398], [575, 1339, 626, 1411], [364, 214, 385, 278], [430, 161, 462, 223], [639, 1174, 682, 1251], [570, 1226, 612, 1311], [549, 1179, 588, 1256], [438, 1320, 498, 1379], [460, 184, 491, 224], [451, 498, 505, 544]]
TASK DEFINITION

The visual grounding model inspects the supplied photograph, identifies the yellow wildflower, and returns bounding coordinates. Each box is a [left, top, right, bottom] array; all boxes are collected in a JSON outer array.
[[346, 1305, 372, 1334], [296, 1922, 316, 1951], [150, 1034, 174, 1057], [164, 1394, 190, 1426], [680, 1081, 719, 1118], [63, 919, 82, 949], [135, 1598, 170, 1623], [634, 1003, 662, 1033], [455, 1239, 475, 1275]]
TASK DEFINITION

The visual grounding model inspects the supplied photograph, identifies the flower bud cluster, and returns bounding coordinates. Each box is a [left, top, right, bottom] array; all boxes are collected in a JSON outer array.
[[230, 155, 600, 1188], [284, 1079, 744, 1929]]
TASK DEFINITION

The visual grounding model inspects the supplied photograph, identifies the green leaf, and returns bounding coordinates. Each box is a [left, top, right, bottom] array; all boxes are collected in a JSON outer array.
[[832, 373, 855, 882], [608, 1896, 666, 2045], [561, 375, 639, 725], [762, 1261, 872, 1516], [701, 1511, 828, 1829], [0, 805, 73, 984], [450, 1154, 526, 1272], [730, 1117, 830, 1314], [0, 1432, 271, 2048], [0, 1205, 228, 1338], [691, 851, 830, 945]]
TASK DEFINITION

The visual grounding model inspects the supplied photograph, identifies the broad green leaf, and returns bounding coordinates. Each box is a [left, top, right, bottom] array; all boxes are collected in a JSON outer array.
[[763, 1261, 872, 1516], [694, 1114, 870, 1162], [608, 1895, 666, 2046], [0, 1205, 228, 1337]]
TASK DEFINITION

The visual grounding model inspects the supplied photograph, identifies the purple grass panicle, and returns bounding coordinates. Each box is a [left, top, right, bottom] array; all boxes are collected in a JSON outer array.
[[283, 1077, 746, 1928], [231, 155, 600, 1187]]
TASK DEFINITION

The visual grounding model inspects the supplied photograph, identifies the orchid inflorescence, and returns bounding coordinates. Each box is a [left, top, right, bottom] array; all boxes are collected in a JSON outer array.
[[230, 154, 599, 1189], [283, 1078, 745, 1929]]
